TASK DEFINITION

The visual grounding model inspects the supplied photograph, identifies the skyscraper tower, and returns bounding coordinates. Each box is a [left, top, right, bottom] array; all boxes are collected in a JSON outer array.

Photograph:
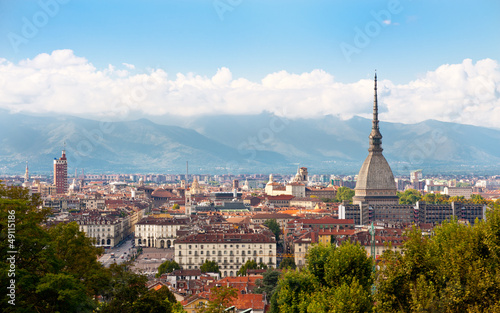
[[353, 73, 398, 206], [54, 149, 68, 194]]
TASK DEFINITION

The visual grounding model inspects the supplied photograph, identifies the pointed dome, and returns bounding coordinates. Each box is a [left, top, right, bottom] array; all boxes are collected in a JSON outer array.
[[353, 72, 398, 205], [355, 153, 396, 191]]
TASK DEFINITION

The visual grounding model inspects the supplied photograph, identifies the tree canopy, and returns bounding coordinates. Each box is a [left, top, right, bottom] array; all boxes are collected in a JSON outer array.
[[374, 208, 500, 312], [237, 259, 267, 276], [334, 187, 355, 203], [272, 241, 373, 312], [198, 285, 237, 313], [200, 260, 220, 274], [254, 269, 282, 299], [0, 183, 181, 312], [156, 260, 180, 277], [264, 219, 281, 242], [398, 188, 422, 204], [279, 257, 296, 270]]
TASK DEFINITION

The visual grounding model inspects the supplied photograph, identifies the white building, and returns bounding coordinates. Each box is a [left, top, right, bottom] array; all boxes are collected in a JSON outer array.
[[76, 212, 125, 247], [174, 231, 277, 277], [135, 217, 189, 248], [443, 187, 473, 199]]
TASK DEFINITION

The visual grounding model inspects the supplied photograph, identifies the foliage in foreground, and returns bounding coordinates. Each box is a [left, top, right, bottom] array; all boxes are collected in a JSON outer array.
[[0, 183, 180, 312], [272, 207, 500, 312], [197, 285, 237, 313], [272, 241, 373, 313], [374, 209, 500, 312]]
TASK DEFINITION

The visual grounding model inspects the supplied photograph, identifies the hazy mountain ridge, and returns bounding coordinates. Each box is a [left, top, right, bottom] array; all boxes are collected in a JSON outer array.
[[1, 110, 499, 175]]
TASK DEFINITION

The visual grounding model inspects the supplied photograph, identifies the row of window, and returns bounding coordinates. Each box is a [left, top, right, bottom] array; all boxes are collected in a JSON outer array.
[[179, 256, 273, 266], [179, 250, 271, 256], [182, 244, 273, 249]]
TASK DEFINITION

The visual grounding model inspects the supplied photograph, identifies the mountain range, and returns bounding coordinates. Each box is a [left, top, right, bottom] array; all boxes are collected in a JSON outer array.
[[1, 110, 499, 175]]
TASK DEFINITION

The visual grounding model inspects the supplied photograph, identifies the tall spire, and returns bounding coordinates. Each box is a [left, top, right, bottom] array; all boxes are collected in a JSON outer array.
[[24, 161, 29, 182], [369, 71, 383, 152]]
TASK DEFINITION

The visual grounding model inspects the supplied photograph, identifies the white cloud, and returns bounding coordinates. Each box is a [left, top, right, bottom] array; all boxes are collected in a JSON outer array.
[[122, 63, 135, 70], [383, 20, 391, 25], [0, 50, 499, 128]]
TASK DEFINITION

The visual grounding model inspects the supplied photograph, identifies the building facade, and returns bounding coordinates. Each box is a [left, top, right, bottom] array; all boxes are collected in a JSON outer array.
[[53, 149, 68, 195], [174, 231, 276, 277], [135, 217, 189, 248], [75, 212, 126, 247]]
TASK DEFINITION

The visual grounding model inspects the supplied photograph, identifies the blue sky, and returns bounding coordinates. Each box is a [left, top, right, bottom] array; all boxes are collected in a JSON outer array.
[[1, 0, 498, 83], [0, 0, 499, 127]]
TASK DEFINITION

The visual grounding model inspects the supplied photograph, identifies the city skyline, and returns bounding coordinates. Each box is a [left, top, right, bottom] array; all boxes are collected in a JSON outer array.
[[0, 1, 499, 128]]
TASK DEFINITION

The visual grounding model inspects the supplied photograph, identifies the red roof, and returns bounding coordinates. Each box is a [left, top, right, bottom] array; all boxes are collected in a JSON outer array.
[[266, 195, 295, 200], [151, 188, 176, 198], [234, 293, 265, 310], [294, 217, 354, 225]]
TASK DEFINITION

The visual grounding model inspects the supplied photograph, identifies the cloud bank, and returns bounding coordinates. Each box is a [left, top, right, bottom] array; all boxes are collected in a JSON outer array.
[[0, 49, 499, 128]]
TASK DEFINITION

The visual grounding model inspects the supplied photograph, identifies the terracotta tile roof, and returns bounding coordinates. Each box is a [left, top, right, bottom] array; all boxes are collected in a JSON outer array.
[[175, 232, 275, 244], [137, 216, 189, 225], [290, 217, 355, 225], [252, 213, 294, 220], [234, 293, 265, 310], [170, 269, 202, 277], [266, 195, 295, 200], [151, 188, 177, 198]]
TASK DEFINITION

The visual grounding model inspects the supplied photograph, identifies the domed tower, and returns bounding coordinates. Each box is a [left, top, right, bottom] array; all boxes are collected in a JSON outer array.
[[353, 73, 398, 206]]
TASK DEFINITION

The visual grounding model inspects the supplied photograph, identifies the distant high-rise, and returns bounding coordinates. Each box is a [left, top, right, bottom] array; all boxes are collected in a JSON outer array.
[[353, 73, 398, 206], [54, 149, 68, 194]]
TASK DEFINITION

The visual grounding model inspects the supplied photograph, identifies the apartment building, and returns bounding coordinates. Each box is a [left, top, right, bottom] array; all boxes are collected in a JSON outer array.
[[174, 231, 276, 277]]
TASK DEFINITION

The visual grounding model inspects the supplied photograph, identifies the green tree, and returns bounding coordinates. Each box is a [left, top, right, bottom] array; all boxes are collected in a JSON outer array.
[[398, 188, 422, 204], [0, 183, 114, 312], [374, 209, 500, 312], [198, 285, 237, 313], [324, 242, 373, 291], [448, 195, 466, 203], [273, 269, 319, 313], [264, 219, 281, 242], [305, 243, 333, 285], [156, 260, 180, 277], [101, 265, 181, 313], [0, 183, 184, 313], [130, 286, 177, 313], [273, 242, 374, 313], [100, 263, 149, 312], [471, 194, 487, 204], [254, 269, 281, 299], [200, 260, 220, 274], [237, 259, 267, 276], [334, 187, 355, 203], [172, 203, 180, 210], [279, 257, 296, 270], [35, 273, 95, 313], [421, 192, 437, 204], [48, 221, 104, 294], [307, 278, 372, 313]]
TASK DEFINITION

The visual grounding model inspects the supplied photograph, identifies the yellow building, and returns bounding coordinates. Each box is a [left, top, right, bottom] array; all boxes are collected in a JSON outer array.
[[182, 295, 209, 313]]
